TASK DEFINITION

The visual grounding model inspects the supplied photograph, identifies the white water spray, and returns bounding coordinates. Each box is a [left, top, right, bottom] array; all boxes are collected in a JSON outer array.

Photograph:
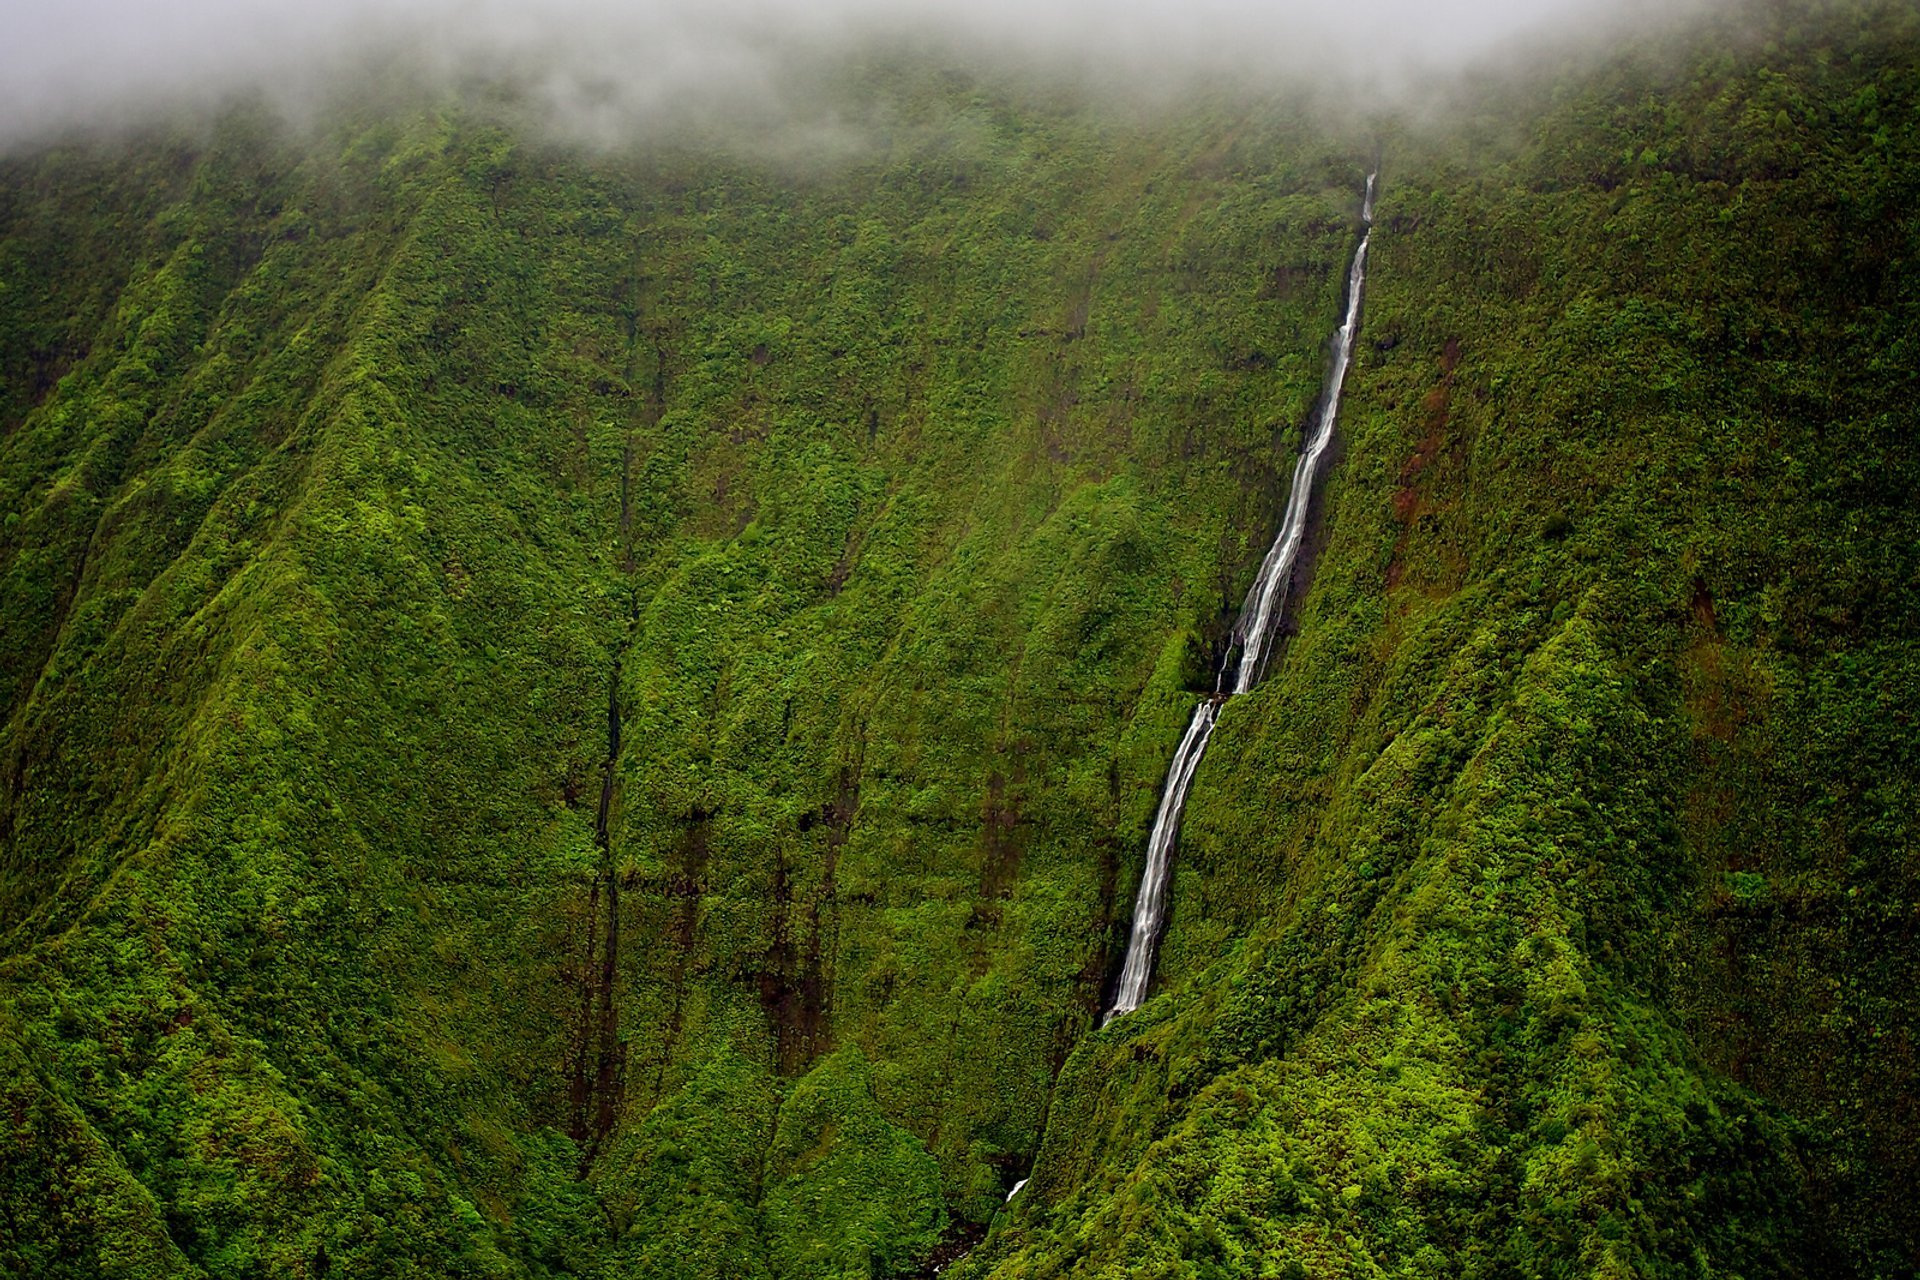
[[1106, 172, 1376, 1023]]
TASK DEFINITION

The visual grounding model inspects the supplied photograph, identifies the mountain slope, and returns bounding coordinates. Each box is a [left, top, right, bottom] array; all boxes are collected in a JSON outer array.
[[0, 77, 1365, 1278], [969, 3, 1920, 1276], [2, 2, 1917, 1278]]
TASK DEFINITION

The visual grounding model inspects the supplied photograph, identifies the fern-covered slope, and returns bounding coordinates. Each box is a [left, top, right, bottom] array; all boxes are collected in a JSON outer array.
[[1, 3, 1917, 1278], [973, 4, 1920, 1277], [0, 77, 1364, 1279]]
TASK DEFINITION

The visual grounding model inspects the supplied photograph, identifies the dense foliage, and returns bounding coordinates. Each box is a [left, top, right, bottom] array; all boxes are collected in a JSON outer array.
[[971, 2, 1920, 1276], [1, 1, 1915, 1277]]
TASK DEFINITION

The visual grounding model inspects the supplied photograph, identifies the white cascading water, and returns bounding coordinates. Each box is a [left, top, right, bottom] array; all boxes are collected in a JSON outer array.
[[1106, 172, 1377, 1023]]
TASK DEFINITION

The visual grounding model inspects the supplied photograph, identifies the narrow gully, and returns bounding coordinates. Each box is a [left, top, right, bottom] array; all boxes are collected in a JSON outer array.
[[570, 657, 627, 1161]]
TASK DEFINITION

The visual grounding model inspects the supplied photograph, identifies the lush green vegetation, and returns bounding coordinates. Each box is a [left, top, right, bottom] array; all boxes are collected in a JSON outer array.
[[2, 1, 1916, 1277], [969, 3, 1920, 1277]]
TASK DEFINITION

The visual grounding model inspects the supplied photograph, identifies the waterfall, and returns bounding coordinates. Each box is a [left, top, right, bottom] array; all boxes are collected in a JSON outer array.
[[1105, 172, 1377, 1024]]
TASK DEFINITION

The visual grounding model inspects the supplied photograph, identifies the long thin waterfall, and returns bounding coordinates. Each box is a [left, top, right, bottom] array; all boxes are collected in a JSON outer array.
[[1106, 172, 1377, 1023]]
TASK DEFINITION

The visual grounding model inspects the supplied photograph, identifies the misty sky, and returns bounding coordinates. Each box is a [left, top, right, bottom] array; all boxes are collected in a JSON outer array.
[[2, 0, 1681, 146]]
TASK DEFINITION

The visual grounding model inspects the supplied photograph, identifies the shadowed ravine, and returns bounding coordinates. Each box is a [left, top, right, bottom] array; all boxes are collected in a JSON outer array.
[[1104, 171, 1377, 1023]]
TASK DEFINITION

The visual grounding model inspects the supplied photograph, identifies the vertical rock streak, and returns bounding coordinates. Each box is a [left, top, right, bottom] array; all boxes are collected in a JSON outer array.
[[1106, 173, 1377, 1022]]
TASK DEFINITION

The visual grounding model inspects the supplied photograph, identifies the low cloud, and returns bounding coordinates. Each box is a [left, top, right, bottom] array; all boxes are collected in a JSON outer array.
[[2, 0, 1705, 149]]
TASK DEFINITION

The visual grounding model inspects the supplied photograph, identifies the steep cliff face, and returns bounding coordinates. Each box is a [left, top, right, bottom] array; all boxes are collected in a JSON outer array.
[[0, 78, 1363, 1278], [1, 2, 1916, 1278], [972, 4, 1920, 1276]]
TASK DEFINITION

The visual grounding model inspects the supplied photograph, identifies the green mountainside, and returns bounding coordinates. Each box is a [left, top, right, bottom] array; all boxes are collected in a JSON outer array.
[[1, 2, 1916, 1277]]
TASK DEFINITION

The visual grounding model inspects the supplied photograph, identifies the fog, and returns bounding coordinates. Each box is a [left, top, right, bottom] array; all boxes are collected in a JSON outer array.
[[2, 0, 1703, 148]]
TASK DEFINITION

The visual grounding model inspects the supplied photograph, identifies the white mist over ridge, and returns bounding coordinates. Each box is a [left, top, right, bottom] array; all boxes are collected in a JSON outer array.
[[3, 0, 1704, 148]]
